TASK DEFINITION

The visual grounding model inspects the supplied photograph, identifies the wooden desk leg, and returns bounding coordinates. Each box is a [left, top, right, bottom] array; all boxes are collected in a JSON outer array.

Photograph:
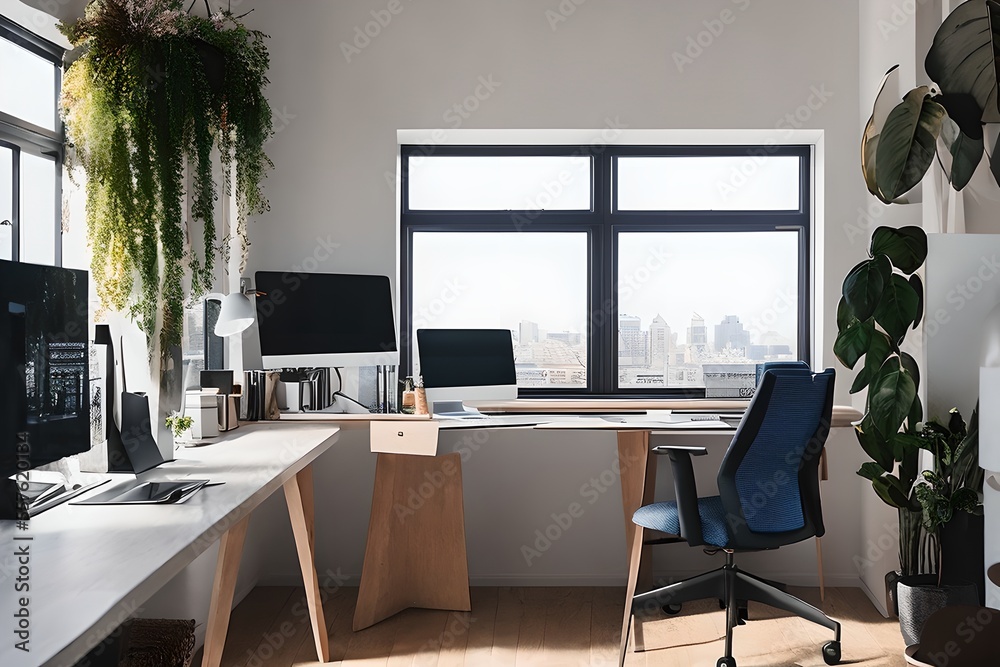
[[284, 466, 331, 662], [617, 430, 656, 652], [202, 514, 250, 667], [354, 452, 471, 631]]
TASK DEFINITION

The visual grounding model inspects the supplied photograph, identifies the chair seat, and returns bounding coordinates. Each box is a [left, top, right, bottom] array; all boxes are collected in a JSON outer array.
[[632, 496, 730, 548]]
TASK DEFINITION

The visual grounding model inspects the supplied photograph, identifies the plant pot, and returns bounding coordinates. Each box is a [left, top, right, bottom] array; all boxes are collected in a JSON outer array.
[[896, 577, 979, 647], [886, 570, 903, 618], [939, 511, 985, 604]]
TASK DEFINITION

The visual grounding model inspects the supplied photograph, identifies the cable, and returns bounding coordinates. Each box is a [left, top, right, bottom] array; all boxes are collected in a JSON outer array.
[[332, 367, 371, 410]]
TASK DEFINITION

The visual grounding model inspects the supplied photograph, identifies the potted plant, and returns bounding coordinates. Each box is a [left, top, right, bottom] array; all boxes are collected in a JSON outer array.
[[165, 412, 194, 443], [835, 225, 929, 600], [896, 407, 983, 647], [59, 0, 273, 363]]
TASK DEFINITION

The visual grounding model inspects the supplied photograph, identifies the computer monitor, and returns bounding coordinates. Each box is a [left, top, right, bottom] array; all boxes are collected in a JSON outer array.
[[416, 329, 518, 414], [254, 271, 399, 368], [1, 260, 90, 519]]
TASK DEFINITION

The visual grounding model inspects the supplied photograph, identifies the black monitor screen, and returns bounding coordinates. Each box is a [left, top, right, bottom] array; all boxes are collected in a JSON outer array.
[[0, 260, 90, 478], [417, 329, 516, 388], [254, 272, 397, 356]]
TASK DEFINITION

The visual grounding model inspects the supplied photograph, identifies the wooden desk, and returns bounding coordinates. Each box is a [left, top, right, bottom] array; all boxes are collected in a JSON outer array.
[[0, 422, 339, 667], [356, 407, 862, 631]]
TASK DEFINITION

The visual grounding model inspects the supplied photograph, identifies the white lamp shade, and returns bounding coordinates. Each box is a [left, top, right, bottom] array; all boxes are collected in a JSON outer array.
[[215, 292, 255, 337]]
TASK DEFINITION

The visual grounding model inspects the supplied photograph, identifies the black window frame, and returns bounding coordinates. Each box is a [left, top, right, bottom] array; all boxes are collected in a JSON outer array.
[[399, 143, 811, 399], [0, 14, 64, 266]]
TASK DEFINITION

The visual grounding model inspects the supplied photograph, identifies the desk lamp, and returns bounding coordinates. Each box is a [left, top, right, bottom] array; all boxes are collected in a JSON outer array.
[[214, 279, 257, 337]]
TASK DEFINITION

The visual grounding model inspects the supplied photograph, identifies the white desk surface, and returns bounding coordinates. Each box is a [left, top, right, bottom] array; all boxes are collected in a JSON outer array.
[[0, 422, 340, 667]]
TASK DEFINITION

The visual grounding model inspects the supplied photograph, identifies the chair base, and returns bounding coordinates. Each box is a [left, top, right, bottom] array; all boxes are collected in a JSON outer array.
[[620, 551, 841, 666]]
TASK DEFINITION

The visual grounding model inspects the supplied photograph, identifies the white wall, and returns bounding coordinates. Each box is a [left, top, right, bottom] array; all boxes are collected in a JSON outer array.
[[237, 0, 870, 588]]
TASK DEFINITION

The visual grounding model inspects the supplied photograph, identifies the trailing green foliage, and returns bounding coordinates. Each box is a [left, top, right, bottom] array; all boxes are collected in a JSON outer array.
[[837, 225, 928, 576], [60, 0, 273, 358]]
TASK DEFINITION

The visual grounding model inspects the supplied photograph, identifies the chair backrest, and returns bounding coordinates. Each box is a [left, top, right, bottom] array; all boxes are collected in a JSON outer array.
[[716, 367, 835, 550]]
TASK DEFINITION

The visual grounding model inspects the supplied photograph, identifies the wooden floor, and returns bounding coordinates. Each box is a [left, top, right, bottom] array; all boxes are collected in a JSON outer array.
[[196, 586, 907, 667]]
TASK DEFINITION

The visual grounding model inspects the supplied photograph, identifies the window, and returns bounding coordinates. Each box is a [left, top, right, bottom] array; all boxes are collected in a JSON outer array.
[[0, 16, 63, 267], [400, 144, 811, 398]]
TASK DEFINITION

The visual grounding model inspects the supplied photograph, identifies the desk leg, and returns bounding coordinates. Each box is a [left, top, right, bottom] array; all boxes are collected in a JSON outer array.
[[202, 514, 250, 667], [618, 430, 656, 653], [354, 452, 471, 631], [284, 466, 331, 662]]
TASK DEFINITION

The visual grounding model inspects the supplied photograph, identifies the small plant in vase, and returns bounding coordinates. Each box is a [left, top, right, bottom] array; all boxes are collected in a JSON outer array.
[[165, 413, 194, 442]]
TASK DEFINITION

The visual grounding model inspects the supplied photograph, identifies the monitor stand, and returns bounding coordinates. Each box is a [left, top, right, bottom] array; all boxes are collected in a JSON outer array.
[[430, 400, 483, 417]]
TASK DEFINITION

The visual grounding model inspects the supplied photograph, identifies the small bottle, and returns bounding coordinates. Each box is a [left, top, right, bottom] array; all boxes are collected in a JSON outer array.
[[401, 376, 416, 414], [414, 376, 429, 415]]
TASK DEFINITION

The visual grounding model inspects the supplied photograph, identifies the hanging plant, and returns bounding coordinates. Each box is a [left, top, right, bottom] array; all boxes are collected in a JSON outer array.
[[59, 0, 273, 359]]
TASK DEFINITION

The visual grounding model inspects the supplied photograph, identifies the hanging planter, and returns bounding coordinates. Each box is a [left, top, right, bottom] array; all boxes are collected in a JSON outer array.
[[59, 0, 273, 361]]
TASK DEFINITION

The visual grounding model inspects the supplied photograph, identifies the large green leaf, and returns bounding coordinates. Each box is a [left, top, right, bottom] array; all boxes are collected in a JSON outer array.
[[899, 352, 920, 390], [874, 87, 947, 202], [908, 274, 924, 329], [858, 461, 886, 481], [937, 94, 985, 190], [872, 475, 913, 508], [869, 358, 917, 439], [837, 296, 858, 330], [938, 114, 984, 190], [844, 256, 890, 321], [850, 331, 891, 394], [834, 318, 874, 370], [862, 65, 902, 198], [925, 0, 1000, 123], [856, 416, 895, 472], [874, 274, 921, 343], [870, 226, 928, 274]]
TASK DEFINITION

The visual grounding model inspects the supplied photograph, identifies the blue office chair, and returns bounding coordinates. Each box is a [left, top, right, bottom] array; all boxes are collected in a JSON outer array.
[[619, 367, 840, 667]]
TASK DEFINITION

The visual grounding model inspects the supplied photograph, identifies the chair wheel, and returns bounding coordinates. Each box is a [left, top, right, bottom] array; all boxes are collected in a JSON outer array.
[[663, 603, 682, 615], [717, 658, 737, 667], [822, 640, 841, 665]]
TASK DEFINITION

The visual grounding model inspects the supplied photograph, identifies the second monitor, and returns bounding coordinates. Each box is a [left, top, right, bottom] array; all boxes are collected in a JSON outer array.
[[416, 329, 518, 415]]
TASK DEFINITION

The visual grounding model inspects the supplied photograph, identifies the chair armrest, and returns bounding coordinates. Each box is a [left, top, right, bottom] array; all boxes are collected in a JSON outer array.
[[652, 445, 708, 456], [652, 446, 708, 546]]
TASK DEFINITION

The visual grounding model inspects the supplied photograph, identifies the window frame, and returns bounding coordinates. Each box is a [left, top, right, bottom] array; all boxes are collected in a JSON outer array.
[[0, 14, 64, 266], [399, 143, 811, 399]]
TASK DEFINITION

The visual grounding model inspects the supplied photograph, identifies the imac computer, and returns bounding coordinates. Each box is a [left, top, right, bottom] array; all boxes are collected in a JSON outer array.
[[416, 329, 518, 416], [255, 271, 399, 368], [255, 271, 399, 414], [1, 260, 91, 520]]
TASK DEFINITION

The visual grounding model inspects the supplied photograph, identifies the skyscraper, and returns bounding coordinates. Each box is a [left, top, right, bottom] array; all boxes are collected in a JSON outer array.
[[715, 314, 751, 354], [649, 314, 672, 369], [687, 313, 709, 359], [618, 314, 649, 367]]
